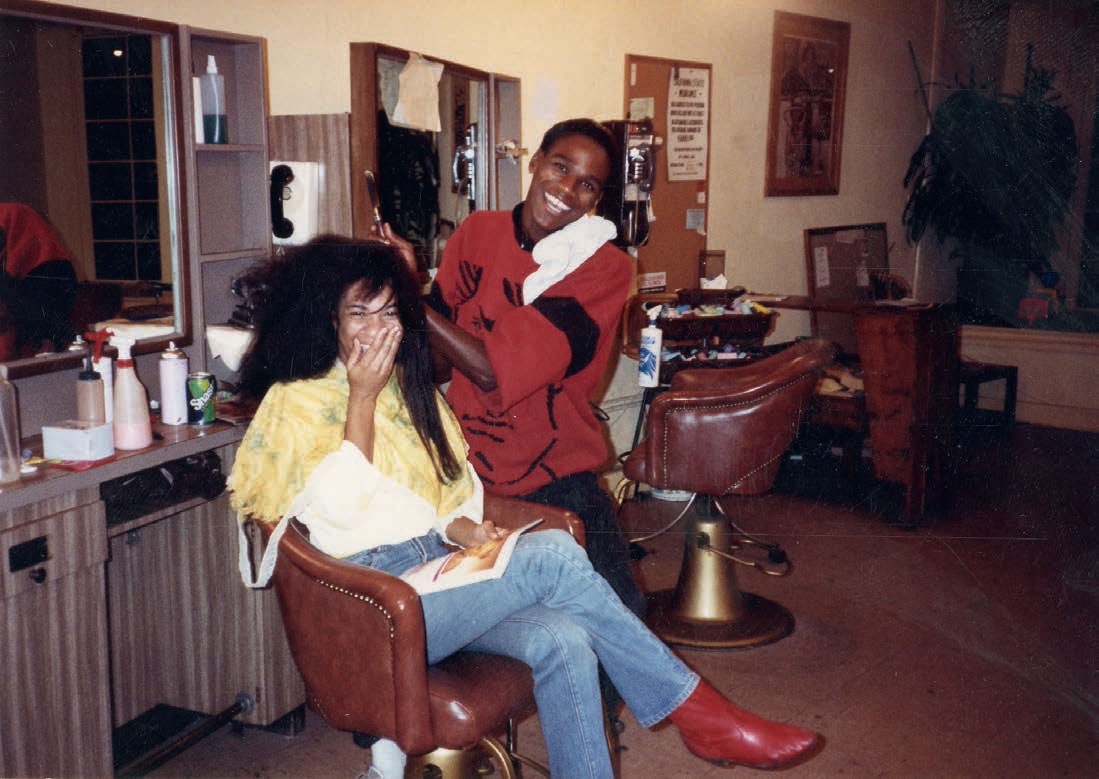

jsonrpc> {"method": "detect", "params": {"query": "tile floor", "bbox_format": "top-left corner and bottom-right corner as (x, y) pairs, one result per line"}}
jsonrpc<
(150, 423), (1097, 778)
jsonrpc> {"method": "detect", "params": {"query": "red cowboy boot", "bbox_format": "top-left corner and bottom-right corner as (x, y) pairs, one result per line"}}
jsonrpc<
(668, 680), (820, 768)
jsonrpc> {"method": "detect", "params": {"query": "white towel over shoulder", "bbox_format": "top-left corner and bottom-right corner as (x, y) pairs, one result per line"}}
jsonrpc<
(523, 214), (618, 304)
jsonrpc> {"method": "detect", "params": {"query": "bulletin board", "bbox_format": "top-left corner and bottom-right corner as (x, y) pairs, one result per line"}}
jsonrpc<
(803, 222), (888, 356)
(623, 54), (712, 293)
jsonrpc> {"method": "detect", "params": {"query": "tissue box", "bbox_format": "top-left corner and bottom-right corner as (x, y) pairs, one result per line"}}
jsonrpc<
(42, 420), (114, 461)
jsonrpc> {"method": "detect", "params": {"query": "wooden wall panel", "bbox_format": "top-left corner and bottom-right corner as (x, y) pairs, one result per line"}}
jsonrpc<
(0, 486), (99, 529)
(268, 113), (353, 237)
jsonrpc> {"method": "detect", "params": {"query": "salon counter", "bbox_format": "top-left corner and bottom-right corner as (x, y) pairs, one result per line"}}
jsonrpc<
(0, 421), (305, 777)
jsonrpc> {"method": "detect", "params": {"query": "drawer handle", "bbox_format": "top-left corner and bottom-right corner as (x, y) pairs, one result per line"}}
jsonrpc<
(29, 567), (47, 584)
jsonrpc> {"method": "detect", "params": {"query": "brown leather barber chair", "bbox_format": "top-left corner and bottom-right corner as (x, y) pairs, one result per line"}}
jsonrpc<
(260, 495), (584, 778)
(622, 339), (834, 650)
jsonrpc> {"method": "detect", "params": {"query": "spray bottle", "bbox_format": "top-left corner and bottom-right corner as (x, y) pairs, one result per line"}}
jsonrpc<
(110, 335), (152, 450)
(86, 330), (113, 424)
(638, 304), (663, 388)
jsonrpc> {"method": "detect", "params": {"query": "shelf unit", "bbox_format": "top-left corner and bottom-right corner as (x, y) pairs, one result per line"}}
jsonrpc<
(179, 27), (269, 384)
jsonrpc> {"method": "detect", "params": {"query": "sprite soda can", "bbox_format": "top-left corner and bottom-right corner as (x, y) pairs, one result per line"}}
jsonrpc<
(187, 372), (217, 425)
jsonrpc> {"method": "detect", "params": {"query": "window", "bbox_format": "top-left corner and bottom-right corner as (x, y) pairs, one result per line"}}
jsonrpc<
(82, 33), (162, 281)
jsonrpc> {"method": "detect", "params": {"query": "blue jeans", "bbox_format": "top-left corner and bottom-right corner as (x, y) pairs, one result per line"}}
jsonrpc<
(518, 471), (647, 618)
(345, 529), (698, 778)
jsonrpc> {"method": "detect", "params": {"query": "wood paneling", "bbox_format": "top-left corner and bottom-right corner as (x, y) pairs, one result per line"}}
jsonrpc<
(0, 486), (99, 528)
(268, 113), (353, 237)
(107, 443), (304, 727)
(0, 501), (112, 778)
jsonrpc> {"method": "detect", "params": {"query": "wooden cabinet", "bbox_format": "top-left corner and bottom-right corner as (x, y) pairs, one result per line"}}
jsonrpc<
(854, 305), (959, 523)
(0, 494), (112, 778)
(107, 442), (302, 729)
(0, 427), (304, 776)
(770, 296), (960, 524)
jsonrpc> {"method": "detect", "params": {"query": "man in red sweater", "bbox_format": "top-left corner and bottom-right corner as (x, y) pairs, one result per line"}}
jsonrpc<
(383, 119), (644, 618)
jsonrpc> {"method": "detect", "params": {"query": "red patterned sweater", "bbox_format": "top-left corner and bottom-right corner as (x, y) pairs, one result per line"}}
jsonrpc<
(432, 210), (632, 496)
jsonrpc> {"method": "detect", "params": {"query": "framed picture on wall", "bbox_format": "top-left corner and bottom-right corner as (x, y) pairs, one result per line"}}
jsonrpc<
(764, 11), (850, 197)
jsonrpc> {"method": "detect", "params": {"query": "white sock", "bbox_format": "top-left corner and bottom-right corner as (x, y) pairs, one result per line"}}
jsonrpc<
(370, 738), (406, 778)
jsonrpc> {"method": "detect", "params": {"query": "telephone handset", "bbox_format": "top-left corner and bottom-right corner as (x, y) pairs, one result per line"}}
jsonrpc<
(624, 133), (656, 247)
(626, 139), (655, 195)
(270, 164), (295, 240)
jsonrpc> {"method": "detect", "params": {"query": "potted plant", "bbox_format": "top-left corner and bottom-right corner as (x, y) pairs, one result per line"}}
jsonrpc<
(902, 45), (1078, 326)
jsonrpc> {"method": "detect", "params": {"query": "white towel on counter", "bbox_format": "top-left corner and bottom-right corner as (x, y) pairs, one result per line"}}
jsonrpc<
(205, 325), (254, 372)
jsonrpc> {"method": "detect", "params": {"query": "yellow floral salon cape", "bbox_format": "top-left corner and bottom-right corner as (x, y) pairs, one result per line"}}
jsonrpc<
(230, 361), (481, 588)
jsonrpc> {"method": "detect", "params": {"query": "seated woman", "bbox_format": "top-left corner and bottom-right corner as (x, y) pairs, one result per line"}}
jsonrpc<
(228, 236), (820, 778)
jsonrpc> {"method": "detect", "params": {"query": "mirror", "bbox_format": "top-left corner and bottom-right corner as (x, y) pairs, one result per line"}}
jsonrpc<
(350, 43), (523, 270)
(0, 1), (187, 379)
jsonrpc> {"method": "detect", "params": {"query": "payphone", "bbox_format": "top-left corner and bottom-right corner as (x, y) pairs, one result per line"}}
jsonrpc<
(600, 119), (660, 249)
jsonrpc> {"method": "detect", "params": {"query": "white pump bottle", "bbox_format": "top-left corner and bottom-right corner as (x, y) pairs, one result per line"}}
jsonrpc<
(110, 335), (153, 450)
(638, 304), (663, 388)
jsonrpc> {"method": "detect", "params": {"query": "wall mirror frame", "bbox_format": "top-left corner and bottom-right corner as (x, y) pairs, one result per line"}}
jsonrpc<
(0, 0), (191, 380)
(349, 42), (522, 271)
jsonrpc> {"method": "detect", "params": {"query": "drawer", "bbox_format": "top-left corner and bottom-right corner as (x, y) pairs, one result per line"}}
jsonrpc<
(0, 502), (107, 601)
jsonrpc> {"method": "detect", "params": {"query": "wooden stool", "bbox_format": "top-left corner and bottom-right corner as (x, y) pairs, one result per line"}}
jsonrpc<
(958, 360), (1018, 426)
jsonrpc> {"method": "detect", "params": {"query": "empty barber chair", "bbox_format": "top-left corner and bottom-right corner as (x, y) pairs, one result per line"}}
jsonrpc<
(622, 339), (834, 649)
(260, 495), (584, 778)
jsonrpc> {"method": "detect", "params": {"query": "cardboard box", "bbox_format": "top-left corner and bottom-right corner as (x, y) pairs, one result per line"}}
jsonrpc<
(42, 420), (114, 461)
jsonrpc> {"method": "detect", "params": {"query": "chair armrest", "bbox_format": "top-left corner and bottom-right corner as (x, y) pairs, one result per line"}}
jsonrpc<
(669, 338), (834, 397)
(484, 494), (586, 547)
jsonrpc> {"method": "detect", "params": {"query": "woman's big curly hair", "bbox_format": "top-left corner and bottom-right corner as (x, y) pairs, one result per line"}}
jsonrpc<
(237, 236), (461, 479)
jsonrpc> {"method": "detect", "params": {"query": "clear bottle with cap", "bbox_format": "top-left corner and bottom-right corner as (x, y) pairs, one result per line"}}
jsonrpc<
(110, 335), (153, 450)
(85, 330), (113, 424)
(76, 355), (106, 425)
(200, 54), (227, 143)
(0, 372), (21, 483)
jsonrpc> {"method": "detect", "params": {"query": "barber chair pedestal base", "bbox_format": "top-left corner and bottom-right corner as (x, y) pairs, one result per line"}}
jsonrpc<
(404, 739), (518, 779)
(402, 716), (613, 778)
(645, 499), (794, 650)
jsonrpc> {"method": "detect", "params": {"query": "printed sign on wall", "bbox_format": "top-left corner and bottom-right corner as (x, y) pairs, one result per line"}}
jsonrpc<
(666, 67), (710, 181)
